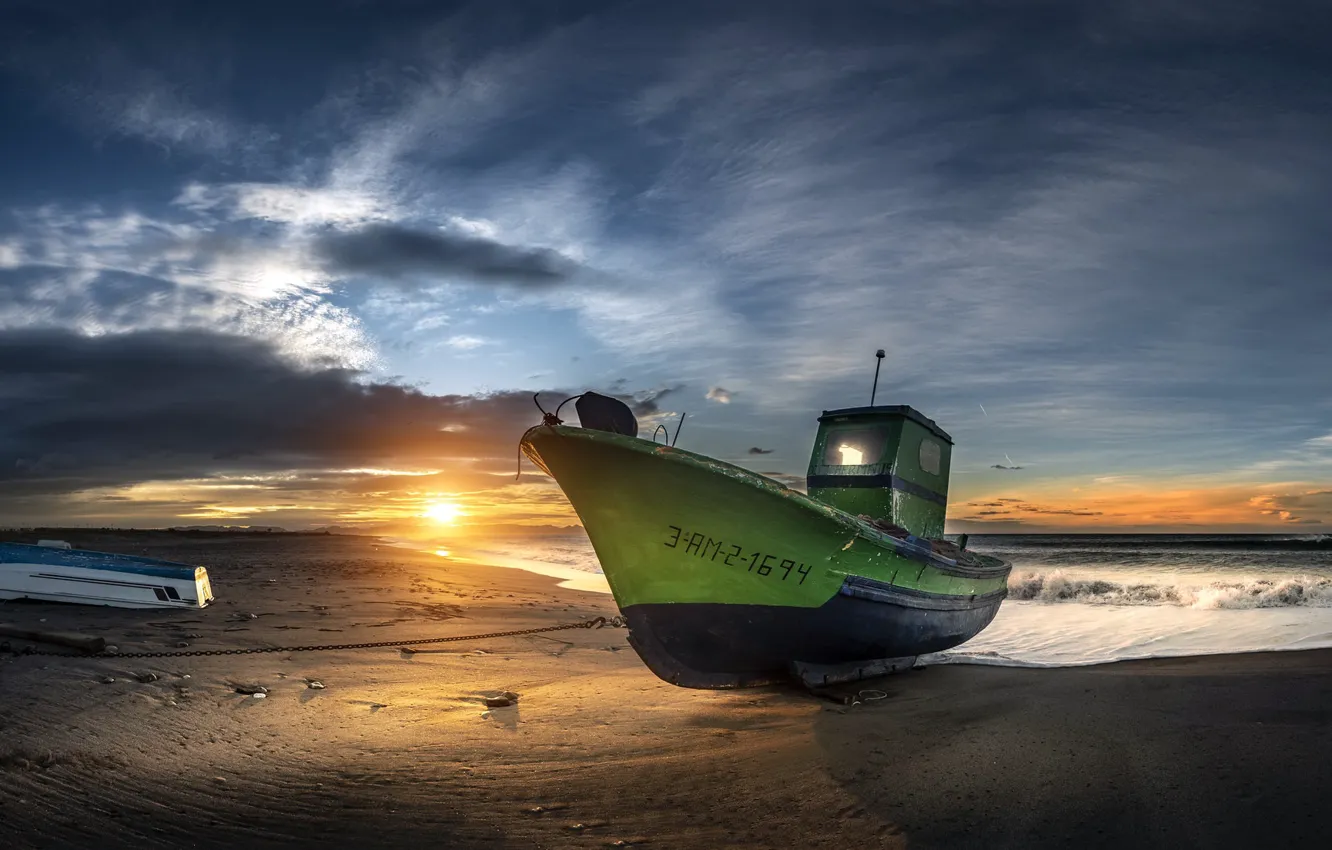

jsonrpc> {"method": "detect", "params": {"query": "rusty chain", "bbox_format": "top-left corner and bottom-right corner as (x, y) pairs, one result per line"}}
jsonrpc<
(4, 615), (628, 659)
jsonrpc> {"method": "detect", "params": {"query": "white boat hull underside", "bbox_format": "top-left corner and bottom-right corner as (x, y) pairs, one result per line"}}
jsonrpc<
(0, 548), (211, 610)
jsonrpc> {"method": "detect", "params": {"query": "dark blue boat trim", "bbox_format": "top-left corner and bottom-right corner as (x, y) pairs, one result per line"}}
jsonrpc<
(0, 543), (199, 580)
(2, 589), (197, 606)
(806, 473), (947, 506)
(839, 575), (1009, 610)
(30, 572), (196, 604)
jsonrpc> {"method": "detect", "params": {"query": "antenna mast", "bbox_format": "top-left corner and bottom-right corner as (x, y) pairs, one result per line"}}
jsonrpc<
(869, 349), (886, 406)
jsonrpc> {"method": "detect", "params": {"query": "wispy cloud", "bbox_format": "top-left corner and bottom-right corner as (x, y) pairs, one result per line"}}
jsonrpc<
(174, 183), (394, 228)
(5, 16), (273, 158)
(0, 203), (374, 367)
(446, 335), (488, 350)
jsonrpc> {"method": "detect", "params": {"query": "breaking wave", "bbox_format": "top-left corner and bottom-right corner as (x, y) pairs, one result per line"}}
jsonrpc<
(1009, 570), (1332, 609)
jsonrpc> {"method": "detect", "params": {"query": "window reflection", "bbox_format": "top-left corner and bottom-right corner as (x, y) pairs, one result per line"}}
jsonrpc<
(837, 444), (864, 465)
(822, 427), (888, 467)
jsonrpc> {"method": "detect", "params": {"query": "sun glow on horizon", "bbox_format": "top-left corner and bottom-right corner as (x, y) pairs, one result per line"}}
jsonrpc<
(422, 501), (464, 525)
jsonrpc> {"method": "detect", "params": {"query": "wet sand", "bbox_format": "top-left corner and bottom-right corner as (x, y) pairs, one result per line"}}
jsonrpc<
(2, 531), (1330, 849)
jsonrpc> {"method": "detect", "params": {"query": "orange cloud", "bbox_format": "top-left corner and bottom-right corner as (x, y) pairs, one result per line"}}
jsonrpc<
(950, 479), (1332, 532)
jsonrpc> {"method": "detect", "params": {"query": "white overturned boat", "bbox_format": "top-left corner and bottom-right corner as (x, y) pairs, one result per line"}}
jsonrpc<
(0, 541), (214, 609)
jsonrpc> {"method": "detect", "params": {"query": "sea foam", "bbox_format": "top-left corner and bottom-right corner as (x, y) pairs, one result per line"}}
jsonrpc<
(1007, 570), (1332, 609)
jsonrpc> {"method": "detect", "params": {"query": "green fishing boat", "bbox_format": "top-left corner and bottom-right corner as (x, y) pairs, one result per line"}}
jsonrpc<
(520, 360), (1010, 689)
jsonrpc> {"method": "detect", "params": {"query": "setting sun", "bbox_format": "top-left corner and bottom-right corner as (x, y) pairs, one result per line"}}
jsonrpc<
(422, 501), (463, 525)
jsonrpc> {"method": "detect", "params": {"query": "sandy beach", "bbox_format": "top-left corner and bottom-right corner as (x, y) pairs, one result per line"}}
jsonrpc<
(2, 532), (1331, 849)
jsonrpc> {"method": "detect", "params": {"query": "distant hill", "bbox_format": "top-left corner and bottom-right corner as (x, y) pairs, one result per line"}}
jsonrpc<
(307, 521), (585, 538)
(306, 525), (372, 535)
(168, 525), (288, 533)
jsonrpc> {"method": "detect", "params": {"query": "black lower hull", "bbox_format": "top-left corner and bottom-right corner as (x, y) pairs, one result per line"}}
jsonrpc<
(623, 592), (1004, 689)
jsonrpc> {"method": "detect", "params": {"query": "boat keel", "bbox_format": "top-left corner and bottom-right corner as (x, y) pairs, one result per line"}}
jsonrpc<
(789, 656), (919, 689)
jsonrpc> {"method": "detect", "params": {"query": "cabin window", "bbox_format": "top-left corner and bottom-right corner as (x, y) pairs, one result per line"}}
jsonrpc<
(822, 427), (889, 468)
(919, 439), (941, 475)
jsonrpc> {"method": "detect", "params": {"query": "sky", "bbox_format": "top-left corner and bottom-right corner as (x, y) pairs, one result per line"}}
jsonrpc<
(1, 0), (1330, 535)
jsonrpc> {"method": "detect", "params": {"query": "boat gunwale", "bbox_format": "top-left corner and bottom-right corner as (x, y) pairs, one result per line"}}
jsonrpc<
(839, 574), (1009, 610)
(521, 424), (1012, 578)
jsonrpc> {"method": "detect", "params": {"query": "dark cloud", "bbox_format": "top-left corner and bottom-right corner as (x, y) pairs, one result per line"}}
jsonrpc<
(991, 464), (1024, 470)
(0, 328), (579, 500)
(620, 385), (682, 417)
(313, 223), (579, 286)
(0, 328), (685, 523)
(748, 446), (773, 454)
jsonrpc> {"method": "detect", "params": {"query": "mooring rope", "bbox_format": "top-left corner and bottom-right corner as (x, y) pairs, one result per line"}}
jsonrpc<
(4, 616), (628, 659)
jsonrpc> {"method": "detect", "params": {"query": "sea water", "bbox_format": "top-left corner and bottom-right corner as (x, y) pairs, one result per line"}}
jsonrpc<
(436, 532), (1332, 668)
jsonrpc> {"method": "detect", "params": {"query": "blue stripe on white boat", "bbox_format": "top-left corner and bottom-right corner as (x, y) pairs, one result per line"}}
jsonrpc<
(0, 543), (200, 580)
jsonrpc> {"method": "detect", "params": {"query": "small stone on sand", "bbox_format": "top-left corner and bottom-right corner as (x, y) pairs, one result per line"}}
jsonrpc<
(234, 684), (268, 695)
(484, 690), (519, 708)
(100, 676), (116, 684)
(524, 804), (562, 815)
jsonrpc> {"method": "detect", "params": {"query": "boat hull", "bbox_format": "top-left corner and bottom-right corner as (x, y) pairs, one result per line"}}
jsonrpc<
(0, 544), (214, 609)
(624, 591), (1004, 689)
(521, 425), (1010, 688)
